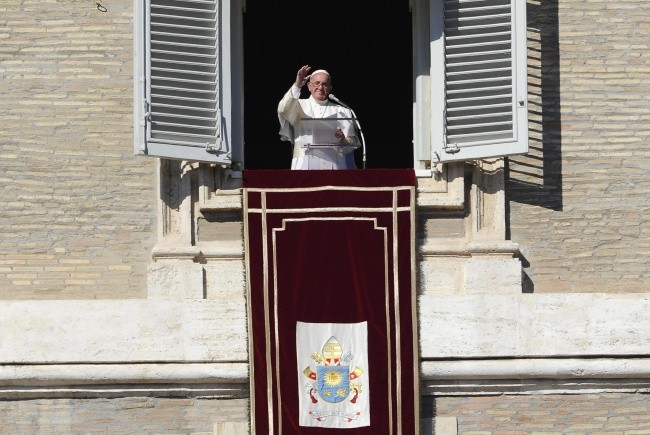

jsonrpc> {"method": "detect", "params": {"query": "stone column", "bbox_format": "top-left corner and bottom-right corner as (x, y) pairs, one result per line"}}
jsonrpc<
(465, 159), (521, 294)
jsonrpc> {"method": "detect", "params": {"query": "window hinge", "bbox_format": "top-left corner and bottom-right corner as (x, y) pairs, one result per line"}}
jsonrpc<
(206, 110), (223, 154)
(444, 143), (460, 154)
(141, 100), (150, 126)
(205, 139), (224, 153)
(441, 108), (460, 154)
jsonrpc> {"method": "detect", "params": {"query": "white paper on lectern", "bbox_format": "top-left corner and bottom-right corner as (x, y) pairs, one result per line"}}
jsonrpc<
(307, 119), (344, 145)
(298, 118), (350, 145)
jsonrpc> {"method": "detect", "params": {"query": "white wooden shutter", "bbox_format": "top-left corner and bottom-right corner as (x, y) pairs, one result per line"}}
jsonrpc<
(431, 0), (528, 162)
(134, 0), (243, 166)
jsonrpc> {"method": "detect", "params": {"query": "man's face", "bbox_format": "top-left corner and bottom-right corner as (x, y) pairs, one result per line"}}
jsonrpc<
(307, 73), (332, 101)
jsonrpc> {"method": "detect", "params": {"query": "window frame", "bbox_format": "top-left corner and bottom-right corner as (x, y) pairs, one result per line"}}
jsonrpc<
(135, 0), (526, 171)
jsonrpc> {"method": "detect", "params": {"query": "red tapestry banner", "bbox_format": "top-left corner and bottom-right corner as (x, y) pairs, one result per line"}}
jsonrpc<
(244, 169), (419, 434)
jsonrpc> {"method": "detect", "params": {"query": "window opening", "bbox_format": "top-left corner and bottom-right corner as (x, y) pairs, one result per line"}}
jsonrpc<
(243, 0), (413, 170)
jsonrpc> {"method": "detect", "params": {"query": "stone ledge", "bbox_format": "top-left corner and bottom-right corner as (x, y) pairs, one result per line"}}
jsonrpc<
(4, 359), (648, 387)
(2, 359), (649, 399)
(419, 240), (520, 257)
(421, 358), (650, 380)
(1, 294), (648, 363)
(0, 299), (248, 363)
(421, 378), (650, 396)
(151, 245), (243, 260)
(418, 293), (650, 358)
(0, 363), (248, 386)
(0, 385), (247, 400)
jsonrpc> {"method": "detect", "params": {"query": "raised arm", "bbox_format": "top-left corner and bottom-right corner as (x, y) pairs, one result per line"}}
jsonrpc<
(278, 65), (313, 126)
(278, 66), (313, 141)
(294, 65), (312, 88)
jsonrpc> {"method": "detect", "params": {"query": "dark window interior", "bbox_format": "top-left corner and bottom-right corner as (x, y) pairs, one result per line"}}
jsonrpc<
(243, 0), (413, 169)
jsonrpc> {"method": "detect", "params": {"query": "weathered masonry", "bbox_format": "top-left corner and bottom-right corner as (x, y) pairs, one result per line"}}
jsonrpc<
(0, 0), (649, 433)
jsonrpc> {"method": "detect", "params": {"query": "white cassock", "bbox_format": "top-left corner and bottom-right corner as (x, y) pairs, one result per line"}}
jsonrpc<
(278, 86), (360, 170)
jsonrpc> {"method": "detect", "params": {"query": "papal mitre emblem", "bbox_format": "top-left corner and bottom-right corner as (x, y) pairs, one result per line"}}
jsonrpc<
(321, 336), (343, 365)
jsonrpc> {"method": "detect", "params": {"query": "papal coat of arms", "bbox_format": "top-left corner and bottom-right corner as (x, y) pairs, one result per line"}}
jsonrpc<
(296, 322), (370, 428)
(302, 336), (364, 420)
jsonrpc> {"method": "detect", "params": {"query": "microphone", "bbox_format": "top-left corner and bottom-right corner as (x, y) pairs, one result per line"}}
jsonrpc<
(328, 94), (367, 169)
(328, 94), (349, 108)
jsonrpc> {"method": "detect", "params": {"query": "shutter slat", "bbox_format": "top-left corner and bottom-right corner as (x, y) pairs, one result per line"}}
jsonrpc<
(151, 10), (215, 19)
(445, 13), (511, 25)
(154, 102), (216, 112)
(152, 85), (216, 94)
(446, 31), (510, 42)
(151, 49), (215, 58)
(151, 77), (217, 86)
(151, 31), (216, 41)
(448, 129), (512, 141)
(446, 57), (510, 69)
(152, 22), (216, 32)
(446, 48), (511, 60)
(446, 76), (511, 87)
(448, 103), (512, 113)
(151, 94), (215, 104)
(149, 112), (216, 122)
(445, 0), (502, 4)
(447, 94), (512, 105)
(447, 66), (510, 77)
(153, 0), (216, 7)
(152, 19), (216, 27)
(446, 5), (509, 14)
(154, 120), (216, 130)
(446, 23), (510, 34)
(448, 123), (512, 134)
(447, 38), (510, 48)
(149, 138), (216, 147)
(152, 92), (217, 101)
(150, 58), (215, 68)
(447, 84), (511, 95)
(152, 67), (216, 77)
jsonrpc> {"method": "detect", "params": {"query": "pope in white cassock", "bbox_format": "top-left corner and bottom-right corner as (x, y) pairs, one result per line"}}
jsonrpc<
(278, 65), (360, 170)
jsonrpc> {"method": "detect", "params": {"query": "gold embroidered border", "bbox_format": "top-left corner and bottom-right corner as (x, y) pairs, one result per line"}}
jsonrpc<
(246, 184), (417, 434)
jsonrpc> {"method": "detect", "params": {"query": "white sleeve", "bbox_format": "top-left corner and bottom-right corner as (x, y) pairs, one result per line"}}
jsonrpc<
(277, 88), (303, 142)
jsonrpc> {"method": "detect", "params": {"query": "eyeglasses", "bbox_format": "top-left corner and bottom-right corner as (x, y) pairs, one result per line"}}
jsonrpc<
(309, 81), (331, 89)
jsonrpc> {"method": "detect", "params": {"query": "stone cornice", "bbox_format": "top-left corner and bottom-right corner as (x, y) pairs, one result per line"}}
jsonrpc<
(2, 358), (649, 399)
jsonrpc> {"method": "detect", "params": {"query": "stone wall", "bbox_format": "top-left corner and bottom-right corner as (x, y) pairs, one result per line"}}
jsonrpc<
(4, 0), (648, 298)
(508, 0), (650, 293)
(0, 1), (156, 299)
(0, 397), (248, 434)
(429, 393), (650, 433)
(1, 394), (647, 433)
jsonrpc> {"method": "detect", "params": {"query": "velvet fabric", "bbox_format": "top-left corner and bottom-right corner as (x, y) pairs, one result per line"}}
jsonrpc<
(244, 169), (418, 434)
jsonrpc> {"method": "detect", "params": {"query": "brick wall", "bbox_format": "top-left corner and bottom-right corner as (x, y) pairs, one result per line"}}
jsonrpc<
(508, 0), (650, 292)
(3, 0), (649, 298)
(0, 397), (248, 434)
(429, 393), (650, 433)
(0, 1), (156, 299)
(1, 394), (647, 433)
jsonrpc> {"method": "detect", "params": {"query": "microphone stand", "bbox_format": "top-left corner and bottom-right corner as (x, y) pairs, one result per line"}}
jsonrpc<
(329, 94), (366, 169)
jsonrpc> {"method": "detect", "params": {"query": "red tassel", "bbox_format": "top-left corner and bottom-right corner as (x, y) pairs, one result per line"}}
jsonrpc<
(309, 388), (318, 403)
(346, 412), (360, 422)
(350, 388), (358, 404)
